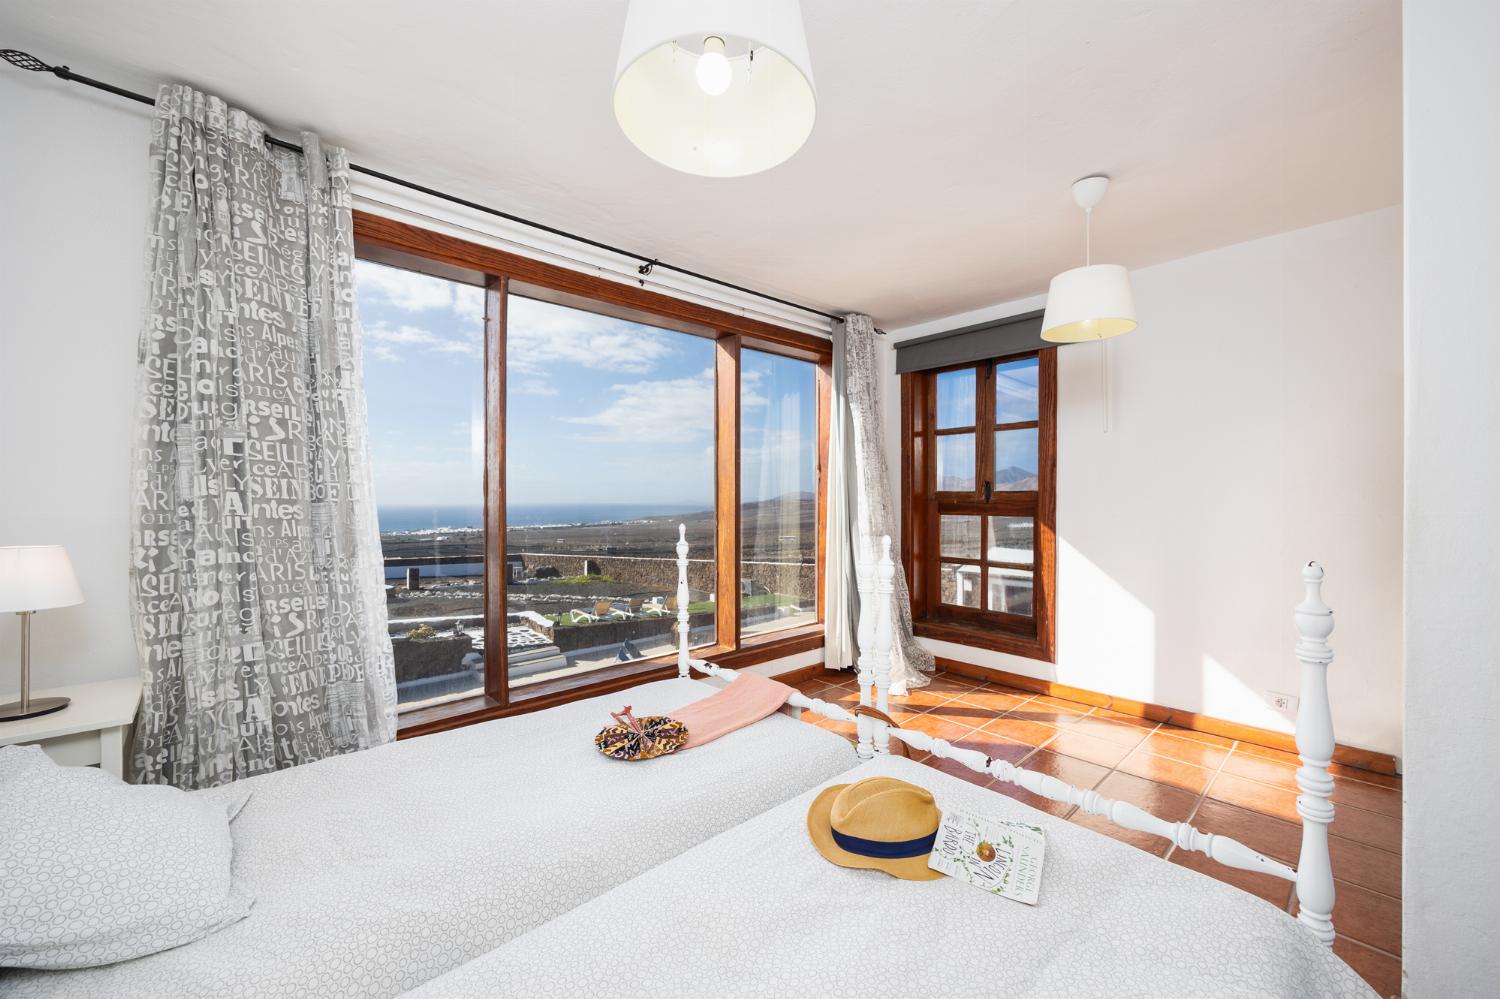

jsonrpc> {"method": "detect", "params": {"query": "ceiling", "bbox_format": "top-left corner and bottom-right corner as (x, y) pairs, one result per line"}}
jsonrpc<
(0, 0), (1401, 329)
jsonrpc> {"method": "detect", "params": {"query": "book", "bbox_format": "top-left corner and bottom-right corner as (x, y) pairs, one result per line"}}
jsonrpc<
(926, 807), (1047, 905)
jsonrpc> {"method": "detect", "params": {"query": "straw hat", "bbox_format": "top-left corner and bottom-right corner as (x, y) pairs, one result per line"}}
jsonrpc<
(806, 776), (945, 880)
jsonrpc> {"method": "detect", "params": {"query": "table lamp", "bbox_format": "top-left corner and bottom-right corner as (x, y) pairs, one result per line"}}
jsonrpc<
(0, 545), (84, 721)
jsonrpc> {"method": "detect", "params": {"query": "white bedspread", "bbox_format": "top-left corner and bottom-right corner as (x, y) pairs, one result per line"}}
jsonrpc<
(3, 678), (854, 999)
(407, 755), (1376, 999)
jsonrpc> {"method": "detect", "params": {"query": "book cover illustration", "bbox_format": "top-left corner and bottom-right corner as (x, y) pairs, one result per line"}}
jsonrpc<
(927, 807), (1046, 905)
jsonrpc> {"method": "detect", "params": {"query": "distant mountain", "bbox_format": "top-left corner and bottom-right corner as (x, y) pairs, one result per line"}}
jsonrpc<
(995, 466), (1038, 490)
(936, 468), (1037, 492)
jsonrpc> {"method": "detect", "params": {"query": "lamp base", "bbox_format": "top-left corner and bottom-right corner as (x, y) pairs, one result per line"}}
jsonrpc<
(0, 696), (70, 722)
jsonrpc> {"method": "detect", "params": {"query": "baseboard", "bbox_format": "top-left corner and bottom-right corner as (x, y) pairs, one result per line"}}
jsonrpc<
(932, 657), (1398, 777)
(771, 662), (833, 685)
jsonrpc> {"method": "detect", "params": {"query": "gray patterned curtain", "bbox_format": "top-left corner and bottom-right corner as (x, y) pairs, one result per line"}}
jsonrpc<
(824, 314), (933, 692)
(129, 85), (396, 789)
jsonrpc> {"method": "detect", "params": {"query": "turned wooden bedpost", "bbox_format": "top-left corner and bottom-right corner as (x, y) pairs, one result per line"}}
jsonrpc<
(676, 524), (691, 679)
(871, 536), (895, 755)
(1293, 561), (1337, 946)
(853, 535), (877, 759)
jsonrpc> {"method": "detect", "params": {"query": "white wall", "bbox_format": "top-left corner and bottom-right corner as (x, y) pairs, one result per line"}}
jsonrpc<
(882, 206), (1403, 756)
(0, 73), (153, 691)
(1403, 1), (1500, 994)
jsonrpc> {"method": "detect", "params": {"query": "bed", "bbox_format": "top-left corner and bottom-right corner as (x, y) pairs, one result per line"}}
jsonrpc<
(2, 673), (855, 999)
(404, 753), (1373, 998)
(408, 536), (1373, 998)
(7, 532), (1370, 998)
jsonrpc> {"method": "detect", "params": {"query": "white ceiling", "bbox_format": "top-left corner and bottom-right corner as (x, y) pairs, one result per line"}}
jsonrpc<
(0, 0), (1400, 328)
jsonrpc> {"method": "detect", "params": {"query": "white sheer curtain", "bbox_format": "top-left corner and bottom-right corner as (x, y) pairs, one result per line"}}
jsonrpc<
(824, 314), (933, 693)
(128, 85), (396, 789)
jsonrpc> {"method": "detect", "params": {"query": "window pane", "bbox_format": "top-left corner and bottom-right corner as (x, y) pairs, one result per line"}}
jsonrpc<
(740, 350), (818, 639)
(356, 260), (487, 713)
(940, 563), (982, 608)
(987, 517), (1034, 564)
(995, 357), (1040, 424)
(935, 368), (976, 428)
(987, 567), (1035, 616)
(993, 428), (1038, 490)
(940, 515), (981, 559)
(936, 433), (976, 491)
(504, 294), (716, 691)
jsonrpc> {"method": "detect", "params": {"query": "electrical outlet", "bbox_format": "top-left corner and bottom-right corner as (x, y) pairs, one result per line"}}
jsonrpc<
(1269, 691), (1299, 715)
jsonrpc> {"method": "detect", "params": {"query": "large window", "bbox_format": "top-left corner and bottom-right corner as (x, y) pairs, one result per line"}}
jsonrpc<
(903, 349), (1056, 660)
(356, 259), (488, 711)
(740, 349), (819, 638)
(504, 292), (716, 690)
(353, 214), (829, 728)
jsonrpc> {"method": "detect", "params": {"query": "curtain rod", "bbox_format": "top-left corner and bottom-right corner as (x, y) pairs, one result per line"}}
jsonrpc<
(1, 47), (846, 326)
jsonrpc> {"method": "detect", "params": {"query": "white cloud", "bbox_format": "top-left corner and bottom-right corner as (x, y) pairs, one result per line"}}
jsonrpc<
(507, 296), (676, 375)
(563, 368), (714, 443)
(515, 378), (559, 396)
(740, 367), (768, 410)
(365, 323), (444, 346)
(362, 322), (480, 360)
(453, 284), (486, 324)
(355, 259), (461, 313)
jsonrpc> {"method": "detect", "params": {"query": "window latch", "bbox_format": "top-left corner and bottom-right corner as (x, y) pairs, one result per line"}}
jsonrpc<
(983, 480), (993, 502)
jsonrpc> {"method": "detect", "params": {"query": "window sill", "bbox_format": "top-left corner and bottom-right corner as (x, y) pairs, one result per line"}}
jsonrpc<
(396, 625), (825, 740)
(914, 617), (1054, 664)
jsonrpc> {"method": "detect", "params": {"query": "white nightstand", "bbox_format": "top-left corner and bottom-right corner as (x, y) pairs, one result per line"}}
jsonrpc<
(0, 677), (142, 777)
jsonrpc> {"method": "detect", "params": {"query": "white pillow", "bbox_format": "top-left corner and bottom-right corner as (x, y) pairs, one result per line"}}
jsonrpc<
(0, 744), (253, 969)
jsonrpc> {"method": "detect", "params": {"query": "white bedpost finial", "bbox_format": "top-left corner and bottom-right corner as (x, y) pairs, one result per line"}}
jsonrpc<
(853, 534), (876, 760)
(1293, 560), (1337, 946)
(871, 536), (895, 756)
(676, 524), (691, 679)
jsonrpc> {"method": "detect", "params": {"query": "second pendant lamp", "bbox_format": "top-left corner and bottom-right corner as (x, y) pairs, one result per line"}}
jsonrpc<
(1041, 176), (1137, 431)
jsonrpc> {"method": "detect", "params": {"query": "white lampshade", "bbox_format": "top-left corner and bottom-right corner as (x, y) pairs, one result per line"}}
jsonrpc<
(1040, 264), (1138, 343)
(613, 0), (816, 178)
(0, 546), (84, 613)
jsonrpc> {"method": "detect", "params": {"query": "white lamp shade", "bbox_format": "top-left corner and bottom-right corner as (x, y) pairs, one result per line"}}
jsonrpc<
(614, 0), (816, 178)
(1040, 264), (1138, 343)
(0, 546), (84, 613)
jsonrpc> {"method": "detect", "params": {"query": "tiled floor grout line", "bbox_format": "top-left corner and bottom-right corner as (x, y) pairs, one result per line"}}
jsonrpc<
(1337, 934), (1402, 961)
(1069, 716), (1161, 824)
(1164, 738), (1238, 866)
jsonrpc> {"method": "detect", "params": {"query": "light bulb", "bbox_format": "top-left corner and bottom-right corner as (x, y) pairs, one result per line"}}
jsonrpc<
(695, 36), (731, 95)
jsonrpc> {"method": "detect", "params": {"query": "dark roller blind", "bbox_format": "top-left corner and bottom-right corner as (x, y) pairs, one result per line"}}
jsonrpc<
(894, 309), (1046, 374)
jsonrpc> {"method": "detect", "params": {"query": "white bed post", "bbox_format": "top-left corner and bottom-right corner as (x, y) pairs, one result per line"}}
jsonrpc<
(853, 535), (877, 759)
(676, 524), (691, 680)
(871, 536), (895, 756)
(1292, 561), (1337, 946)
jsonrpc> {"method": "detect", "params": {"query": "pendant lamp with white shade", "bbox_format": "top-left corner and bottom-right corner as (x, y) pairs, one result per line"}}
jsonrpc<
(1041, 176), (1137, 342)
(1041, 175), (1137, 431)
(613, 0), (816, 178)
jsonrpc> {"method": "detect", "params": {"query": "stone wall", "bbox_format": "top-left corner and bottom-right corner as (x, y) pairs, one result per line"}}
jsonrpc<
(513, 552), (814, 599)
(541, 609), (717, 654)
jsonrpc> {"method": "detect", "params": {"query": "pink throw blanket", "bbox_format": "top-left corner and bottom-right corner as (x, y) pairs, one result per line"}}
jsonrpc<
(672, 673), (795, 749)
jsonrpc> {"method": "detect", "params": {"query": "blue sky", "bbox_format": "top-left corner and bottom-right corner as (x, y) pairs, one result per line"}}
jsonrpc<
(355, 260), (815, 510)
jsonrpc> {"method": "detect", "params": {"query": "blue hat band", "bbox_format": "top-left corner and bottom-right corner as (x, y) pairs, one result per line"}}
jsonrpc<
(831, 827), (937, 860)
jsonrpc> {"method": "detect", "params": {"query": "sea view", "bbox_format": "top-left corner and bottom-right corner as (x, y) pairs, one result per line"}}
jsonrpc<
(377, 502), (713, 534)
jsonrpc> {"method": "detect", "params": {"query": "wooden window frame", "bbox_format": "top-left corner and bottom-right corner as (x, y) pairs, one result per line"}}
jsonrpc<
(350, 212), (831, 738)
(901, 348), (1057, 662)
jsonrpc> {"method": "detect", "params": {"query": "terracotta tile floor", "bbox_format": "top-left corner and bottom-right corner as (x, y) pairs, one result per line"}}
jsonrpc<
(792, 669), (1403, 998)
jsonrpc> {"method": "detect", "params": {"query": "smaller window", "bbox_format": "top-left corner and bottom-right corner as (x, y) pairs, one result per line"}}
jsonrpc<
(902, 349), (1055, 661)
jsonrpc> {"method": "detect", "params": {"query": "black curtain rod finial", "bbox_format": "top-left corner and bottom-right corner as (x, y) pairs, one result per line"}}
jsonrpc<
(1, 46), (842, 325)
